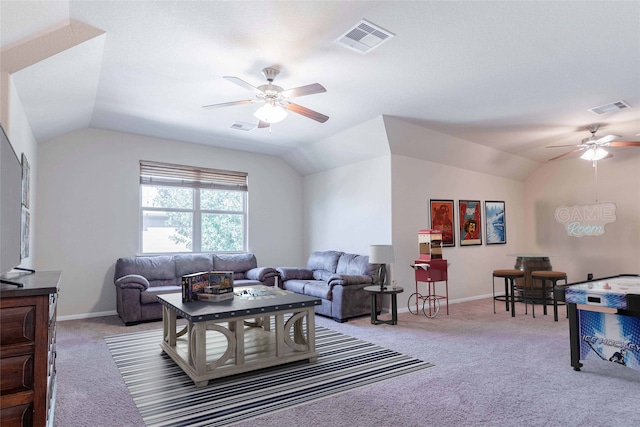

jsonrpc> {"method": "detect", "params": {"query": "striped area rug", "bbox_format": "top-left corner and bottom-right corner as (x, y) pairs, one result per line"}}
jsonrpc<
(106, 326), (434, 427)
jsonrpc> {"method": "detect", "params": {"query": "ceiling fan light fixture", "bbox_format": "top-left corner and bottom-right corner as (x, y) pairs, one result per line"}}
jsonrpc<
(580, 147), (608, 161)
(253, 103), (287, 124)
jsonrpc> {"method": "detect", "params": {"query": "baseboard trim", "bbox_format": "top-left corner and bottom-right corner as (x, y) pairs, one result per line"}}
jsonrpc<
(61, 294), (496, 320)
(57, 310), (118, 322)
(396, 293), (492, 314)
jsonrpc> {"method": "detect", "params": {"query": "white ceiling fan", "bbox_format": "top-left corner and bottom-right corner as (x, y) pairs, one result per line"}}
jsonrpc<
(546, 124), (640, 162)
(202, 67), (329, 129)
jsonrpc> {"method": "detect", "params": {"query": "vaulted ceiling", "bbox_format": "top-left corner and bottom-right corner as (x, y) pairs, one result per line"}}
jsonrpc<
(2, 1), (639, 171)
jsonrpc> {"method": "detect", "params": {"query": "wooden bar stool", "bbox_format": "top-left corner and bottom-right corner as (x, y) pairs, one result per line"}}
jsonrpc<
(493, 269), (525, 317)
(530, 270), (567, 321)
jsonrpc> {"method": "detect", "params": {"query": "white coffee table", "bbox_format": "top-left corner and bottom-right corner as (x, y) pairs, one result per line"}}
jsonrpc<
(158, 286), (321, 387)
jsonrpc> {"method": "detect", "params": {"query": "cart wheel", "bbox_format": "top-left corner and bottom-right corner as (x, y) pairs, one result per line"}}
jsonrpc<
(408, 293), (423, 315)
(423, 295), (440, 318)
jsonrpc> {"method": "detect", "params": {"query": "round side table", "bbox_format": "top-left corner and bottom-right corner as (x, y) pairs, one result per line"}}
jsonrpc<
(363, 285), (404, 325)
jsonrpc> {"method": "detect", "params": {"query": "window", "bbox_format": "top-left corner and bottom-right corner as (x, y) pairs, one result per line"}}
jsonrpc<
(139, 161), (248, 254)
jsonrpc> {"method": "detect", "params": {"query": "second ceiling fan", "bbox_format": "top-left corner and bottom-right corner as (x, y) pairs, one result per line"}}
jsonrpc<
(546, 124), (640, 162)
(202, 67), (329, 129)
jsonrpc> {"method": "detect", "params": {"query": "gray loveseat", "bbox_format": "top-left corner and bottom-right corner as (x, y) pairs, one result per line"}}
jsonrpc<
(277, 250), (381, 322)
(114, 253), (278, 325)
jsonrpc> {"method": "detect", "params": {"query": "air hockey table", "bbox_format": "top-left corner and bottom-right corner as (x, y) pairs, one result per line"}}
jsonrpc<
(556, 274), (640, 372)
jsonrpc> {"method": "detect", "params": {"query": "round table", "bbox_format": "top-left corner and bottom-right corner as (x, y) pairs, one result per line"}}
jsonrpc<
(363, 285), (404, 325)
(507, 253), (554, 301)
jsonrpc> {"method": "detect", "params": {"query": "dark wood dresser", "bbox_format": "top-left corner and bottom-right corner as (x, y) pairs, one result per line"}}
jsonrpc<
(0, 271), (60, 427)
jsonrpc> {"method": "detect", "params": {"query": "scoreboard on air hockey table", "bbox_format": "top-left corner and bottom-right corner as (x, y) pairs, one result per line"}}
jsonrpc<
(562, 275), (640, 372)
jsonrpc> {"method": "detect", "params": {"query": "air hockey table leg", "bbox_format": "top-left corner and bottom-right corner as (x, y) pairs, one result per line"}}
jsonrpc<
(568, 302), (583, 371)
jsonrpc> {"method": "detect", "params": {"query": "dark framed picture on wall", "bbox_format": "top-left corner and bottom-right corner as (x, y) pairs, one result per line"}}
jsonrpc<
(485, 201), (506, 245)
(429, 199), (455, 247)
(459, 200), (482, 246)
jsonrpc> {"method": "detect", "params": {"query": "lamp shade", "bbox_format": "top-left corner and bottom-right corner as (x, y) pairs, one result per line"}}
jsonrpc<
(253, 103), (288, 123)
(369, 244), (395, 264)
(580, 147), (608, 161)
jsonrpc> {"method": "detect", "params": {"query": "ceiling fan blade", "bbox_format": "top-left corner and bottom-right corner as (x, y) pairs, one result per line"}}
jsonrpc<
(595, 134), (619, 144)
(608, 141), (640, 147)
(546, 144), (585, 148)
(548, 148), (585, 161)
(202, 99), (255, 109)
(223, 76), (264, 95)
(283, 103), (329, 123)
(281, 83), (327, 99)
(257, 120), (270, 129)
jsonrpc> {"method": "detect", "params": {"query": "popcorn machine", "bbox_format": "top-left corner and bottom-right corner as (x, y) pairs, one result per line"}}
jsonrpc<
(410, 229), (449, 318)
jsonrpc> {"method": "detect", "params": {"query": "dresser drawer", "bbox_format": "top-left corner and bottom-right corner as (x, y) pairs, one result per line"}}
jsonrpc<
(0, 354), (35, 395)
(0, 402), (33, 427)
(0, 306), (36, 347)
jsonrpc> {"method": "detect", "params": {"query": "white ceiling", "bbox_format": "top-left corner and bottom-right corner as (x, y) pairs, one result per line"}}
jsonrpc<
(1, 1), (639, 166)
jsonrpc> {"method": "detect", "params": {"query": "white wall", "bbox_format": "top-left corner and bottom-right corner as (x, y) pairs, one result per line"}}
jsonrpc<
(391, 155), (525, 300)
(304, 156), (392, 255)
(36, 128), (304, 317)
(523, 151), (640, 281)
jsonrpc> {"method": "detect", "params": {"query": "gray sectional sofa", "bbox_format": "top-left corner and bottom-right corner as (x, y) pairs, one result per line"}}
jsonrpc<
(277, 250), (381, 322)
(113, 253), (278, 325)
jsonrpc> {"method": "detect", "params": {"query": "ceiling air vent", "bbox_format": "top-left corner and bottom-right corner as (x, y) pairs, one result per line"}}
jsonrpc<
(334, 19), (395, 54)
(588, 100), (631, 115)
(230, 122), (256, 132)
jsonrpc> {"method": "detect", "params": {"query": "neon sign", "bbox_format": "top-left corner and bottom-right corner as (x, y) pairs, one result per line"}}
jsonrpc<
(554, 203), (616, 237)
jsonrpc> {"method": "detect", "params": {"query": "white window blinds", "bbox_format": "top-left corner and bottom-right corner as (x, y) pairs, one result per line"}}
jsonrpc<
(139, 160), (248, 192)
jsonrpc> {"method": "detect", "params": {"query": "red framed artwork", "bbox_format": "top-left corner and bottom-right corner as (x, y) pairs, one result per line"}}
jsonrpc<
(429, 199), (455, 247)
(459, 200), (482, 246)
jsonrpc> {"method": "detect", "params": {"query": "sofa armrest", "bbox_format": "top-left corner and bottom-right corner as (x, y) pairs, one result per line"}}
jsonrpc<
(277, 267), (314, 281)
(328, 274), (374, 286)
(114, 274), (150, 291)
(245, 266), (278, 282)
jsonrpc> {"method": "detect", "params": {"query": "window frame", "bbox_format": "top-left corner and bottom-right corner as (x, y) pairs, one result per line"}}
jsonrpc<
(138, 161), (248, 255)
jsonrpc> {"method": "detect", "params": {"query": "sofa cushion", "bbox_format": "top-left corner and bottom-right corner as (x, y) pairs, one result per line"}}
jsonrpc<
(336, 253), (376, 276)
(214, 253), (257, 273)
(302, 281), (332, 300)
(282, 279), (331, 299)
(277, 267), (313, 281)
(140, 286), (182, 304)
(307, 251), (343, 273)
(282, 280), (309, 295)
(234, 279), (262, 287)
(115, 256), (175, 282)
(174, 253), (213, 277)
(328, 274), (374, 286)
(313, 270), (336, 282)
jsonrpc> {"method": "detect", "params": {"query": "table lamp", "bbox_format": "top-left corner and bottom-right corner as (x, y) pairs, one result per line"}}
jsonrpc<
(369, 244), (395, 290)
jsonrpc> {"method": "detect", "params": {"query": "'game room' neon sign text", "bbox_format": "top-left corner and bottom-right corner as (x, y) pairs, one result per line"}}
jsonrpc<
(554, 203), (616, 237)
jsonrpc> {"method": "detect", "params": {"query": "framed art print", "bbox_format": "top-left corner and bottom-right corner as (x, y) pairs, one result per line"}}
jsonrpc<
(21, 207), (30, 259)
(429, 199), (455, 247)
(459, 200), (482, 246)
(485, 201), (506, 244)
(21, 153), (30, 208)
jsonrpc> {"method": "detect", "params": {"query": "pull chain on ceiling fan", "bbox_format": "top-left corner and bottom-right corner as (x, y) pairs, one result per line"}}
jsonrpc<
(202, 67), (329, 130)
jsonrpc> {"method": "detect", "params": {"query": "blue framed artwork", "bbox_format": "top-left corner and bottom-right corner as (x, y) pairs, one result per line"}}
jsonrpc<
(485, 200), (506, 245)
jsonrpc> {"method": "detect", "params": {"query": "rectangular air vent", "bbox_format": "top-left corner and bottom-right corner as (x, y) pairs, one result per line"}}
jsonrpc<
(588, 100), (631, 115)
(334, 19), (395, 54)
(230, 122), (256, 132)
